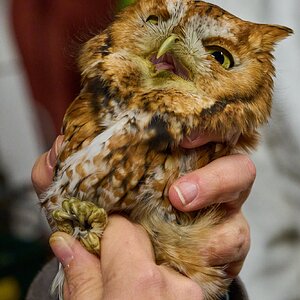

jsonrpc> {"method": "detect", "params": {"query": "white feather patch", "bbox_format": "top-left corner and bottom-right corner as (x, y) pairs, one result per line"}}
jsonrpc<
(42, 111), (152, 208)
(167, 0), (187, 24)
(184, 15), (235, 55)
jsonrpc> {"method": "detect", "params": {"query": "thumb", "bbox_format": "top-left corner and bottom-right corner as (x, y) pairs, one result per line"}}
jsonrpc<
(169, 154), (255, 212)
(49, 232), (103, 300)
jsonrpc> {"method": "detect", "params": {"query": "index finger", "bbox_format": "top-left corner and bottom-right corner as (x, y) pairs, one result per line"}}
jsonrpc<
(31, 135), (64, 196)
(180, 130), (239, 149)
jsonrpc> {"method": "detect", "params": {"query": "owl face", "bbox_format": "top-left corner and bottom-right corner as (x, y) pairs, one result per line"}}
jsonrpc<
(79, 0), (292, 143)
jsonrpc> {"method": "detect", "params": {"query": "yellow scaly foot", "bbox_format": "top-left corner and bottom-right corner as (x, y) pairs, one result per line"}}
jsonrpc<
(52, 197), (108, 255)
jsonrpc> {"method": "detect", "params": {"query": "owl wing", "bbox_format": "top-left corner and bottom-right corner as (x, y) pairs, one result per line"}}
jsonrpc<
(58, 93), (107, 163)
(43, 102), (159, 212)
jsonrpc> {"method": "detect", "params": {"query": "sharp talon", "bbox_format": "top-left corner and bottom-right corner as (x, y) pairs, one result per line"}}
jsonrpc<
(52, 197), (108, 255)
(56, 221), (74, 235)
(52, 210), (73, 222)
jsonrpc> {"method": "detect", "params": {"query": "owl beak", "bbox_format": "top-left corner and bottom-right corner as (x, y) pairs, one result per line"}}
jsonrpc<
(156, 34), (180, 59)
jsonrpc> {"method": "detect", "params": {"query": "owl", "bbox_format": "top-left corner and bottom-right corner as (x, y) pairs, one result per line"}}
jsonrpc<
(41, 0), (292, 299)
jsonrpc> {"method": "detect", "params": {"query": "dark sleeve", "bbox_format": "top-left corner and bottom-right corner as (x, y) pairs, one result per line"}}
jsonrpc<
(26, 258), (58, 300)
(26, 258), (249, 300)
(226, 278), (249, 300)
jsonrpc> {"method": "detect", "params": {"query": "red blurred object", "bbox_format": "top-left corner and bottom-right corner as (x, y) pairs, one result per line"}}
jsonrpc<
(11, 0), (116, 143)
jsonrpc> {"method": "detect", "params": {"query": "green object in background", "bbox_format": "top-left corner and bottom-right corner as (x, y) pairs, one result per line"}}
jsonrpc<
(117, 0), (136, 11)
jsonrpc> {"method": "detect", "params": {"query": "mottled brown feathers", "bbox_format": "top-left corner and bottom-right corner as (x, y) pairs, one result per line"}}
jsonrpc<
(43, 1), (292, 299)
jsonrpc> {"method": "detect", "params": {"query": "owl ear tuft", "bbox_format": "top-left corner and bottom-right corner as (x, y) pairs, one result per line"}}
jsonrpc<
(261, 24), (293, 43)
(251, 24), (293, 52)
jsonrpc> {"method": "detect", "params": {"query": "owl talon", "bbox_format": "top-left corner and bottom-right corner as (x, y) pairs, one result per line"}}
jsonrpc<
(52, 197), (108, 255)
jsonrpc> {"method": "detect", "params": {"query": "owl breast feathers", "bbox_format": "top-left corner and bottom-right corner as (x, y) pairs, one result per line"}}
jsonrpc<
(42, 1), (292, 299)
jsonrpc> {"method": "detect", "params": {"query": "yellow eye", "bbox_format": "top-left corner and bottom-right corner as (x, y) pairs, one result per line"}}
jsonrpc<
(146, 15), (159, 25)
(206, 46), (234, 69)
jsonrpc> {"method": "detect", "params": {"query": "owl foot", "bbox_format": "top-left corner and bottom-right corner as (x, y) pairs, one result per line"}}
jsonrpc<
(52, 197), (108, 255)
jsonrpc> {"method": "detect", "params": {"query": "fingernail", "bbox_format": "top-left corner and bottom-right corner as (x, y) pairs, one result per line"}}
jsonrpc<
(46, 148), (56, 169)
(54, 135), (64, 155)
(49, 232), (74, 267)
(186, 130), (200, 143)
(46, 135), (64, 169)
(174, 182), (198, 206)
(228, 131), (240, 146)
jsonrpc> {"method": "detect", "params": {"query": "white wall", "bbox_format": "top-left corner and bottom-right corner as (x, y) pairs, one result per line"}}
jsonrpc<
(0, 0), (44, 186)
(0, 0), (49, 240)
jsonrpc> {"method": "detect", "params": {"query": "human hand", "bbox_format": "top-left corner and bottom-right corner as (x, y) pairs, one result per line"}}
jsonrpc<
(32, 136), (203, 299)
(31, 132), (254, 299)
(169, 131), (254, 277)
(49, 216), (203, 300)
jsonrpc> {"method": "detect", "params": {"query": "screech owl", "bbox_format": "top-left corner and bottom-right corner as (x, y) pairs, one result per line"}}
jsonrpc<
(41, 0), (292, 299)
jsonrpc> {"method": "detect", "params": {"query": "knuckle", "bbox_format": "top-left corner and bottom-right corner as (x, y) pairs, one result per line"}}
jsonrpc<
(232, 215), (251, 257)
(240, 155), (256, 185)
(206, 213), (251, 266)
(66, 269), (97, 297)
(236, 227), (250, 254)
(241, 219), (251, 251)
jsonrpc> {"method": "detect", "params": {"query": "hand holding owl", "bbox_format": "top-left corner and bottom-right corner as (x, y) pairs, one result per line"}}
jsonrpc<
(33, 0), (291, 297)
(32, 134), (253, 299)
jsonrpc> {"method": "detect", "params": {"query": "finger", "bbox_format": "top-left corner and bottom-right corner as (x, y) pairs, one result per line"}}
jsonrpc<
(180, 130), (239, 149)
(31, 135), (64, 196)
(101, 215), (154, 274)
(204, 212), (250, 278)
(100, 215), (157, 298)
(101, 216), (204, 299)
(49, 232), (102, 300)
(169, 154), (256, 212)
(180, 132), (223, 148)
(158, 265), (204, 300)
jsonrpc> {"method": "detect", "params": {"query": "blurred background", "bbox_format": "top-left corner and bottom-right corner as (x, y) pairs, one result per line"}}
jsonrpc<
(0, 0), (120, 298)
(0, 0), (299, 299)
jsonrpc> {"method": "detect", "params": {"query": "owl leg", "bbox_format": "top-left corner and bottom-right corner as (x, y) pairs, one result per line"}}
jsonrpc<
(52, 197), (108, 255)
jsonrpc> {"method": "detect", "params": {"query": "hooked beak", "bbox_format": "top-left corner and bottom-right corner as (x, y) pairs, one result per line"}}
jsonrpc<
(156, 34), (180, 59)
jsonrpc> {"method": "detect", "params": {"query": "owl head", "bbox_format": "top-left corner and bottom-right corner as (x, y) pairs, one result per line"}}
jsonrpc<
(78, 0), (292, 150)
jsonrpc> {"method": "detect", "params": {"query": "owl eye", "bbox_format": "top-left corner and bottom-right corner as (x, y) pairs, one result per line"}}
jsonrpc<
(146, 15), (159, 25)
(206, 46), (234, 69)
